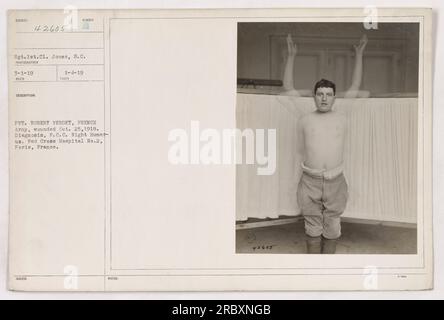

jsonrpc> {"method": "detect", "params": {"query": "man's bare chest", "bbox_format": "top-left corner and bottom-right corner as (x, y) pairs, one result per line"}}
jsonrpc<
(304, 119), (345, 140)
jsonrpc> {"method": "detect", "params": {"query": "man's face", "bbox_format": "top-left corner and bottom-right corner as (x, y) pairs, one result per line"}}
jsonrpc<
(314, 87), (335, 113)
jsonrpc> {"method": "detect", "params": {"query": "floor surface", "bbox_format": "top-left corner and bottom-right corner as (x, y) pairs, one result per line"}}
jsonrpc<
(236, 221), (417, 254)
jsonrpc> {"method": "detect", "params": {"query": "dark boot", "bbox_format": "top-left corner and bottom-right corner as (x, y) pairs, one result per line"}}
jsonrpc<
(306, 236), (322, 254)
(322, 238), (337, 254)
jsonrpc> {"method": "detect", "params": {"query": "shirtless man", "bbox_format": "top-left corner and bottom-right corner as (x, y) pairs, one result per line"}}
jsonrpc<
(297, 79), (348, 254)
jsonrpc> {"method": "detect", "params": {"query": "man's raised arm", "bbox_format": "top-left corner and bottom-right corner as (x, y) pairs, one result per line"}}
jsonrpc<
(344, 34), (370, 98)
(282, 34), (302, 97)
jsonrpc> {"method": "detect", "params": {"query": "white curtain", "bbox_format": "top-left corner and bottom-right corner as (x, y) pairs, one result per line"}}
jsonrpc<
(236, 94), (418, 224)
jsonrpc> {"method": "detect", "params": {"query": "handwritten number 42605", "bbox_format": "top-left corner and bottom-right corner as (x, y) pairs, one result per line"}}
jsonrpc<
(252, 245), (275, 251)
(34, 25), (65, 32)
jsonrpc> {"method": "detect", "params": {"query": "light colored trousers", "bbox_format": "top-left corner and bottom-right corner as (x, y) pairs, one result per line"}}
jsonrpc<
(297, 166), (349, 240)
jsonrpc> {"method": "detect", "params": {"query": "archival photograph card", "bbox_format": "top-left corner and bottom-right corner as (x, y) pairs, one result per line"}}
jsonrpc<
(7, 8), (433, 291)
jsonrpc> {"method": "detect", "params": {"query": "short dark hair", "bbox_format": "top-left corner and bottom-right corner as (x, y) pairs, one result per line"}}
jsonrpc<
(314, 79), (336, 95)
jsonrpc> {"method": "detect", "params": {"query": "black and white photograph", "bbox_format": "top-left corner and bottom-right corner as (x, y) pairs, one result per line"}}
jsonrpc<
(4, 7), (434, 293)
(236, 22), (419, 255)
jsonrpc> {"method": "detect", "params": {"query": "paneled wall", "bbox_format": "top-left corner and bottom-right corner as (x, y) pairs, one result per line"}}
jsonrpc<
(237, 23), (419, 95)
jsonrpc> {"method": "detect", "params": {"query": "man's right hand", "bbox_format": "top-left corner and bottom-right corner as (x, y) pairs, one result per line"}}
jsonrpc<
(287, 34), (298, 56)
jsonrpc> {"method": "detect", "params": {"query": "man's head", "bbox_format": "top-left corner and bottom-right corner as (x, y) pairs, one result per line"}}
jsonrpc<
(313, 79), (336, 113)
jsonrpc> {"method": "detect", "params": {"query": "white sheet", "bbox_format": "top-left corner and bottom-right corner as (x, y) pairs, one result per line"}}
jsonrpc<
(236, 94), (418, 224)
